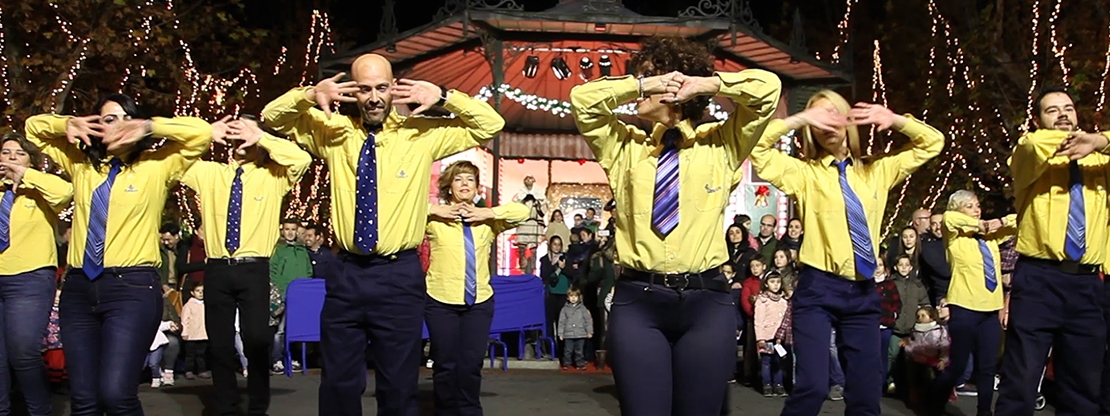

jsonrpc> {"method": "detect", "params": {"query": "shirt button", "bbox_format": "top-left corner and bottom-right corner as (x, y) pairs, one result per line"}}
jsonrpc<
(668, 254), (676, 260)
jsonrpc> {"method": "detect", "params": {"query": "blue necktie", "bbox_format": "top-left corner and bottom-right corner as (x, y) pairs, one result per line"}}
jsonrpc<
(463, 223), (477, 305)
(834, 159), (877, 279)
(83, 158), (122, 280)
(0, 189), (14, 252)
(1064, 161), (1086, 261)
(225, 166), (244, 254)
(651, 128), (681, 236)
(978, 237), (997, 292)
(354, 133), (378, 253)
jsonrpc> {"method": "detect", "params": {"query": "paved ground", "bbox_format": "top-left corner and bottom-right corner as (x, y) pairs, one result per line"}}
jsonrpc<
(35, 369), (1055, 415)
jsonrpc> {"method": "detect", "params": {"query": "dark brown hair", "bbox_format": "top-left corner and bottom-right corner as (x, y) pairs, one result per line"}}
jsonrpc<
(627, 37), (715, 121)
(437, 161), (480, 201)
(0, 132), (44, 168)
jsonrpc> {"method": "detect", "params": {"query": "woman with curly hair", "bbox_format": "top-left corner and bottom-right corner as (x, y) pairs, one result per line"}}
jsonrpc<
(570, 36), (781, 415)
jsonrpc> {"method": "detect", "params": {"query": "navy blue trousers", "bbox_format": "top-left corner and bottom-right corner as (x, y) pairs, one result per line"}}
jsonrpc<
(0, 268), (56, 416)
(781, 267), (881, 416)
(424, 297), (494, 416)
(609, 279), (735, 416)
(61, 267), (163, 416)
(934, 305), (1000, 414)
(1100, 278), (1110, 416)
(996, 257), (1105, 416)
(319, 251), (424, 416)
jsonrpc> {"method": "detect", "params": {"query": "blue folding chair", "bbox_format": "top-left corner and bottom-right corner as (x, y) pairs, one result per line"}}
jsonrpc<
(488, 334), (508, 371)
(283, 278), (325, 377)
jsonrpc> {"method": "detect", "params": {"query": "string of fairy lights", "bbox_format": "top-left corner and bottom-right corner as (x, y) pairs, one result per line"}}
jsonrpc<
(0, 5), (11, 126)
(1098, 21), (1110, 121)
(830, 0), (857, 64)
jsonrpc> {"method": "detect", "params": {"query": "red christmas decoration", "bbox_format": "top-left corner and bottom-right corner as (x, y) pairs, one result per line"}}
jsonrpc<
(517, 158), (525, 164)
(577, 159), (586, 165)
(755, 185), (771, 207)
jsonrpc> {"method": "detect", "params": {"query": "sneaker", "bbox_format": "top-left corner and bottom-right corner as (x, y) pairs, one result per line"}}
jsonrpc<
(774, 384), (787, 397)
(151, 378), (163, 388)
(242, 370), (249, 377)
(271, 361), (284, 375)
(827, 384), (844, 401)
(291, 360), (302, 371)
(561, 365), (569, 370)
(198, 371), (211, 379)
(576, 365), (587, 371)
(955, 384), (978, 397)
(887, 381), (896, 394)
(184, 372), (196, 380)
(162, 371), (175, 386)
(763, 384), (774, 398)
(425, 359), (433, 369)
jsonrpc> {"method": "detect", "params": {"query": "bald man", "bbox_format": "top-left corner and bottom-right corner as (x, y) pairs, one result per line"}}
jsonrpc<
(263, 54), (505, 416)
(756, 214), (778, 262)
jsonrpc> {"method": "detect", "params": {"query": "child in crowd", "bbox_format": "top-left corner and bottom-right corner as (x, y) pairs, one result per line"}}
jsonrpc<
(771, 248), (796, 289)
(181, 283), (210, 379)
(901, 306), (950, 369)
(755, 272), (789, 397)
(889, 254), (930, 393)
(874, 254), (902, 394)
(740, 256), (767, 386)
(558, 287), (593, 370)
(42, 288), (65, 391)
(774, 277), (797, 394)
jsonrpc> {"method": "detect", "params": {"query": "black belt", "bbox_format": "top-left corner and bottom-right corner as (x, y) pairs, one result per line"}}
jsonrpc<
(621, 267), (728, 292)
(1019, 255), (1100, 275)
(207, 257), (267, 266)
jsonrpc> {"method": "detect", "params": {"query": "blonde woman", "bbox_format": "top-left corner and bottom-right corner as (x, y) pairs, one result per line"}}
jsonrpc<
(750, 90), (943, 416)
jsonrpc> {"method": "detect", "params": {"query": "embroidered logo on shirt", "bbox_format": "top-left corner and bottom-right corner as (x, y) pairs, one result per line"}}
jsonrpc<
(254, 196), (264, 202)
(125, 185), (138, 193)
(705, 184), (722, 193)
(397, 170), (408, 179)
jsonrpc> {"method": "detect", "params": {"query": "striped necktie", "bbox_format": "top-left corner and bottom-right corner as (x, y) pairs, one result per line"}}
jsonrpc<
(354, 132), (379, 253)
(83, 158), (123, 280)
(0, 189), (14, 252)
(834, 159), (877, 279)
(1064, 161), (1086, 261)
(651, 128), (682, 236)
(463, 222), (477, 305)
(225, 166), (244, 254)
(977, 237), (997, 292)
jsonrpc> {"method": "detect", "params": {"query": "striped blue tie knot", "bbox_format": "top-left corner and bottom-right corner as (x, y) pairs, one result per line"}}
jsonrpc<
(651, 128), (682, 237)
(833, 159), (877, 279)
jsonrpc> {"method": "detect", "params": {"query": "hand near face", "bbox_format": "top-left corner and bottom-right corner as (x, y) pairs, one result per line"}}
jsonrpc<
(209, 115), (237, 146)
(229, 118), (264, 151)
(0, 162), (28, 186)
(66, 115), (104, 147)
(663, 73), (720, 104)
(101, 119), (151, 153)
(310, 72), (360, 119)
(391, 79), (443, 115)
(848, 103), (903, 131)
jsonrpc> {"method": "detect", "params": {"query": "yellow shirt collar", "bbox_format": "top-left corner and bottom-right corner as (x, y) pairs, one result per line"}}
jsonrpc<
(649, 119), (698, 147)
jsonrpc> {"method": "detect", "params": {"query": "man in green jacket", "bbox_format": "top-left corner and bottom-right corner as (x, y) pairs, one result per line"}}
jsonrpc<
(270, 217), (313, 295)
(270, 217), (312, 373)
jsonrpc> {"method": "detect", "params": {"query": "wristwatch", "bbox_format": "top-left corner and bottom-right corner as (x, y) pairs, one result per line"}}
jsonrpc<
(436, 86), (449, 107)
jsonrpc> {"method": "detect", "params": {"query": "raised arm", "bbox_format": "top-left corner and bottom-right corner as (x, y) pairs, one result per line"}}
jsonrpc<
(261, 86), (351, 157)
(404, 87), (506, 160)
(489, 202), (530, 234)
(868, 114), (945, 190)
(943, 211), (982, 237)
(257, 133), (312, 187)
(142, 117), (213, 184)
(570, 76), (651, 170)
(705, 70), (782, 170)
(24, 114), (85, 175)
(989, 214), (1019, 242)
(749, 118), (809, 195)
(1009, 129), (1069, 193)
(20, 169), (73, 212)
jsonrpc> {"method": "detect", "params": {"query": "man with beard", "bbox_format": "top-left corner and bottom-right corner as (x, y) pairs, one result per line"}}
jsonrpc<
(262, 53), (504, 416)
(918, 211), (951, 303)
(992, 86), (1110, 416)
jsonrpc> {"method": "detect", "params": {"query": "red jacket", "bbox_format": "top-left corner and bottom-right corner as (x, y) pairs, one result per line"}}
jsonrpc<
(741, 276), (761, 317)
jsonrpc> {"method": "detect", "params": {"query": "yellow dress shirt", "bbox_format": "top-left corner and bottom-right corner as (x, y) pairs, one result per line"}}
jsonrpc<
(570, 71), (782, 273)
(425, 203), (530, 305)
(25, 114), (212, 269)
(0, 170), (74, 275)
(750, 118), (944, 280)
(1010, 130), (1110, 265)
(943, 211), (1016, 312)
(181, 133), (312, 259)
(262, 88), (504, 255)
